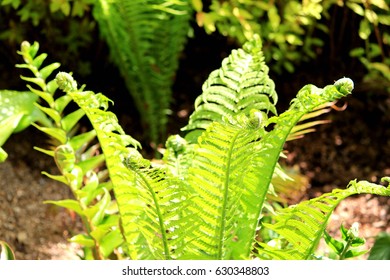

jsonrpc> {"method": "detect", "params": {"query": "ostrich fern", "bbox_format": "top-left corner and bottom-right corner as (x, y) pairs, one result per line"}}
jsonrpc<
(15, 38), (390, 260)
(93, 0), (192, 146)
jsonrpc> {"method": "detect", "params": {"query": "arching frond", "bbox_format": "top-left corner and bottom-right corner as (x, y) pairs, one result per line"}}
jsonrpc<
(258, 178), (390, 260)
(68, 86), (191, 260)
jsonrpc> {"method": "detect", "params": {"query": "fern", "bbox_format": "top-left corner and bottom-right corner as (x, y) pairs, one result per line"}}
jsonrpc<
(93, 0), (191, 146)
(65, 76), (191, 260)
(14, 38), (390, 261)
(258, 177), (390, 260)
(16, 42), (127, 259)
(182, 116), (268, 259)
(182, 34), (277, 142)
(177, 77), (355, 259)
(0, 89), (50, 161)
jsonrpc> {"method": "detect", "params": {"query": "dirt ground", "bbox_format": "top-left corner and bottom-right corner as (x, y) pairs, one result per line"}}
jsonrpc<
(0, 129), (84, 259)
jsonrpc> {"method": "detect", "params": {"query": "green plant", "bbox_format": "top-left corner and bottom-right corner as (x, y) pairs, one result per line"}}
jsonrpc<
(0, 89), (49, 161)
(16, 41), (137, 259)
(1, 0), (93, 24)
(322, 223), (367, 260)
(1, 0), (96, 76)
(93, 0), (192, 147)
(347, 0), (390, 87)
(193, 0), (390, 82)
(368, 232), (390, 260)
(0, 240), (15, 260)
(193, 0), (327, 73)
(13, 37), (390, 260)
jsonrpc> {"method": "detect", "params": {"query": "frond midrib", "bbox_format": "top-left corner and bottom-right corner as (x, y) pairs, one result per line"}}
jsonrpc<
(217, 127), (241, 259)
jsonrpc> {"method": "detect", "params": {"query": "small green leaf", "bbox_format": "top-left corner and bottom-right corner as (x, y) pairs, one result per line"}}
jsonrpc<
(68, 130), (96, 151)
(99, 229), (124, 258)
(346, 2), (365, 16)
(20, 76), (46, 91)
(351, 236), (365, 247)
(34, 146), (55, 157)
(46, 80), (59, 95)
(32, 53), (47, 69)
(44, 199), (84, 216)
(268, 6), (280, 30)
(32, 123), (67, 144)
(359, 19), (371, 40)
(54, 95), (73, 114)
(324, 231), (344, 254)
(40, 63), (61, 80)
(41, 172), (68, 184)
(340, 224), (348, 240)
(0, 147), (7, 162)
(64, 165), (84, 190)
(34, 103), (61, 124)
(344, 248), (368, 259)
(91, 188), (111, 226)
(77, 154), (105, 175)
(191, 0), (202, 11)
(349, 47), (365, 57)
(69, 234), (95, 247)
(83, 188), (111, 225)
(27, 85), (54, 106)
(61, 109), (85, 133)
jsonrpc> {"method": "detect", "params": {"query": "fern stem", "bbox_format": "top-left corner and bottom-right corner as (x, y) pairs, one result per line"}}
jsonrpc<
(133, 170), (171, 259)
(338, 239), (353, 260)
(218, 129), (241, 259)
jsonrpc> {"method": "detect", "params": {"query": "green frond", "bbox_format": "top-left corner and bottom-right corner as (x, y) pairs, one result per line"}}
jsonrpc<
(258, 178), (390, 260)
(256, 78), (354, 199)
(182, 35), (277, 141)
(183, 117), (268, 259)
(16, 42), (130, 259)
(68, 86), (191, 260)
(93, 0), (191, 144)
(123, 148), (190, 260)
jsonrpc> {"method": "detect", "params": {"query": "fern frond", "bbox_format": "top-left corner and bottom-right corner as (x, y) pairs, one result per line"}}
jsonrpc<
(182, 34), (277, 142)
(93, 0), (191, 145)
(258, 177), (390, 260)
(256, 78), (354, 202)
(182, 116), (268, 259)
(67, 81), (191, 260)
(17, 43), (128, 259)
